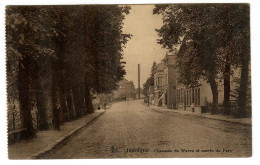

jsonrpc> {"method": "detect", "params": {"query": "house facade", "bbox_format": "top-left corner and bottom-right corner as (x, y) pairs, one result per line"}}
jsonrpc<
(150, 53), (231, 113)
(153, 62), (164, 106)
(153, 54), (177, 109)
(175, 76), (224, 113)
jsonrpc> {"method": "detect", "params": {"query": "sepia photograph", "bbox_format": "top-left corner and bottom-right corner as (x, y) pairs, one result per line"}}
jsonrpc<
(5, 3), (252, 159)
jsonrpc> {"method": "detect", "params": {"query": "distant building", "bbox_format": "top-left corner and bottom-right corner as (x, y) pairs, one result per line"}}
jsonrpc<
(136, 88), (145, 99)
(113, 78), (136, 101)
(91, 93), (114, 110)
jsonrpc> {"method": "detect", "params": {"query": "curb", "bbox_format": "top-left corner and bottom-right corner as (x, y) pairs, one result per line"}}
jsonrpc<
(149, 106), (251, 126)
(30, 110), (106, 159)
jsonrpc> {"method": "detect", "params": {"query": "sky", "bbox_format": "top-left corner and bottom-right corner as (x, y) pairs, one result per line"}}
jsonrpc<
(122, 5), (167, 88)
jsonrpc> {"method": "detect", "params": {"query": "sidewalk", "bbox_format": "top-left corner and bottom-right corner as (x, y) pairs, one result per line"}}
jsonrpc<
(148, 105), (251, 126)
(8, 109), (106, 159)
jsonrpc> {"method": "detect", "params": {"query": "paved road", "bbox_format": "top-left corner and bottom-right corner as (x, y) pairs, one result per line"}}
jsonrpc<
(43, 100), (251, 158)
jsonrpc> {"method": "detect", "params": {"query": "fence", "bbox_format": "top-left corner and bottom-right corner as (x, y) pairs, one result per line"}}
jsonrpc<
(206, 101), (250, 116)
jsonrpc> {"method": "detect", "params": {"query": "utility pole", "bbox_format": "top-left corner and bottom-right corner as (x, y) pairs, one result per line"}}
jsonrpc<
(138, 64), (140, 99)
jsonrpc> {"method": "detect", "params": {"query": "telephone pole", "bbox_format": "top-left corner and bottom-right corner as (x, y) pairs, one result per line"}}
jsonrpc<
(138, 64), (141, 99)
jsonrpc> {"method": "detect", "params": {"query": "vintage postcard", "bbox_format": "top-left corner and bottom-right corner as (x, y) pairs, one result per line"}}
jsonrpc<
(5, 4), (251, 159)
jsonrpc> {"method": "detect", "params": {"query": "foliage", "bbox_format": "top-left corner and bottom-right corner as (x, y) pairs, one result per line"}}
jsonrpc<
(231, 67), (251, 117)
(143, 76), (154, 97)
(6, 5), (131, 135)
(153, 4), (250, 115)
(84, 6), (131, 94)
(143, 61), (156, 97)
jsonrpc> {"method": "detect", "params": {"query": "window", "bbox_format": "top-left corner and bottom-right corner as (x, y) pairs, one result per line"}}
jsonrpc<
(156, 77), (161, 88)
(179, 89), (181, 103)
(184, 89), (186, 104)
(165, 73), (168, 85)
(190, 89), (192, 105)
(177, 89), (180, 103)
(177, 89), (179, 103)
(192, 88), (194, 104)
(187, 90), (189, 105)
(159, 77), (163, 87)
(189, 89), (190, 105)
(187, 89), (190, 105)
(180, 89), (181, 103)
(180, 88), (182, 103)
(198, 88), (200, 106)
(191, 89), (193, 103)
(195, 89), (197, 105)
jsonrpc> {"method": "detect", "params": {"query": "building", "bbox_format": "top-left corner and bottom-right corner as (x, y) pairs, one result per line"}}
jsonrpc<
(150, 53), (240, 113)
(153, 62), (164, 106)
(176, 76), (224, 113)
(153, 54), (177, 109)
(136, 88), (145, 99)
(112, 78), (136, 101)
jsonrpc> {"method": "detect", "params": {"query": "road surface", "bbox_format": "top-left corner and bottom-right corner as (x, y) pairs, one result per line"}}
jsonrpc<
(42, 100), (251, 158)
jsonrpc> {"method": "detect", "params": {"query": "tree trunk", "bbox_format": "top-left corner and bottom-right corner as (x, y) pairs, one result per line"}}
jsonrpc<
(66, 89), (76, 120)
(52, 90), (60, 130)
(85, 85), (94, 113)
(72, 86), (83, 118)
(52, 40), (66, 126)
(51, 59), (61, 130)
(36, 91), (49, 130)
(223, 56), (231, 115)
(34, 69), (49, 130)
(81, 96), (87, 115)
(79, 83), (87, 115)
(236, 55), (250, 118)
(209, 76), (218, 114)
(18, 61), (35, 138)
(59, 84), (69, 123)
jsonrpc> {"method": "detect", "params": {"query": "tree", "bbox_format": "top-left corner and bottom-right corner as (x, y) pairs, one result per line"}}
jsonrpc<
(84, 5), (131, 93)
(214, 5), (250, 116)
(6, 6), (55, 135)
(153, 4), (250, 115)
(83, 5), (131, 111)
(230, 6), (250, 118)
(6, 5), (132, 135)
(143, 62), (156, 97)
(231, 67), (251, 116)
(143, 76), (154, 97)
(154, 4), (220, 114)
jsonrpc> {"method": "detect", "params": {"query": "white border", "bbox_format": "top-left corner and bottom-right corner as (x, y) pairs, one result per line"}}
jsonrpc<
(1, 0), (259, 164)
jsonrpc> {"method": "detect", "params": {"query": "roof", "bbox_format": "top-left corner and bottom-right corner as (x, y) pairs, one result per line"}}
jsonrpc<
(156, 63), (165, 71)
(118, 78), (135, 88)
(118, 78), (130, 85)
